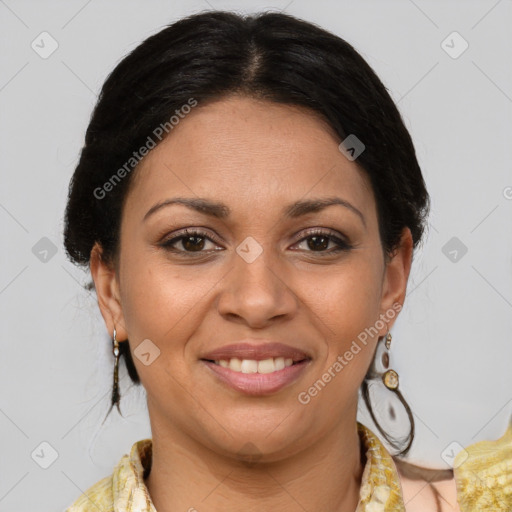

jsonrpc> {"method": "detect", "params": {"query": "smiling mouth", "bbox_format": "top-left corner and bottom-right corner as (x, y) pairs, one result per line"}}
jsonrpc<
(201, 356), (308, 374)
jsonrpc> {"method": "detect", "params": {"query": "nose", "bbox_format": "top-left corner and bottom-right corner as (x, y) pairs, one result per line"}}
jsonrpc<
(217, 246), (298, 328)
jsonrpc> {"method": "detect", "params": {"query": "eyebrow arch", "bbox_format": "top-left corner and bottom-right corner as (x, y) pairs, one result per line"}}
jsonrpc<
(285, 197), (366, 228)
(143, 196), (366, 228)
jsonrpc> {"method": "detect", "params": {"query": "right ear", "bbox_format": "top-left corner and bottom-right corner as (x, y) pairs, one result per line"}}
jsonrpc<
(89, 242), (128, 341)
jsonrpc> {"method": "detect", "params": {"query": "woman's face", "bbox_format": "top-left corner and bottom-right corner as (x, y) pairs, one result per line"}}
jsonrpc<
(92, 94), (412, 461)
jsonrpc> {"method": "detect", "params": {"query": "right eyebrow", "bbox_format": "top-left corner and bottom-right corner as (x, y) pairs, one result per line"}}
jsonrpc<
(143, 198), (230, 222)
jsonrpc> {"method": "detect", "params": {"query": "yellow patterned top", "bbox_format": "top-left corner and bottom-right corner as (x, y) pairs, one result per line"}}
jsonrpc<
(66, 420), (512, 512)
(453, 420), (512, 511)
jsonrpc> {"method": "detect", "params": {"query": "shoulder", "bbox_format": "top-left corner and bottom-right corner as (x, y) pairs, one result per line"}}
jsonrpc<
(64, 438), (152, 512)
(393, 458), (461, 512)
(452, 421), (512, 511)
(395, 421), (512, 511)
(65, 474), (114, 512)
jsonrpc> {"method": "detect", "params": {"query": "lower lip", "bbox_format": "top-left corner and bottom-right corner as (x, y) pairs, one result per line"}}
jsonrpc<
(201, 360), (310, 396)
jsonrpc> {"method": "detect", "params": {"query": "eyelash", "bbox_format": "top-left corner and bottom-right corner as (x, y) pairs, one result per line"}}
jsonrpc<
(160, 228), (353, 256)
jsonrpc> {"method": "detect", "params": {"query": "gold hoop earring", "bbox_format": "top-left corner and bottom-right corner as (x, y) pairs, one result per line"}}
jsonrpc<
(362, 330), (415, 451)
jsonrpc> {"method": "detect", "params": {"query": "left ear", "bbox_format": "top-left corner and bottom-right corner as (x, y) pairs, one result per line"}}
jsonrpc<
(377, 227), (414, 337)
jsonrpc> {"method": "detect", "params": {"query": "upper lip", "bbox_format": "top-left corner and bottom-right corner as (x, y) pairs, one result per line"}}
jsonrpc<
(200, 340), (311, 362)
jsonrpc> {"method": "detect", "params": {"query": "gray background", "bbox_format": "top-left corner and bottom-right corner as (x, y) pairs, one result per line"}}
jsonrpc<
(1, 0), (511, 510)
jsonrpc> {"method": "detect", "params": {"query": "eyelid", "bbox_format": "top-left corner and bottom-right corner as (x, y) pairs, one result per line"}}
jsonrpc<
(289, 227), (350, 245)
(160, 226), (348, 244)
(159, 227), (223, 244)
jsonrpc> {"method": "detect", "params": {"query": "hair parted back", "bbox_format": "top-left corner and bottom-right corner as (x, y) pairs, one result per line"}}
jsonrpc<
(63, 10), (430, 457)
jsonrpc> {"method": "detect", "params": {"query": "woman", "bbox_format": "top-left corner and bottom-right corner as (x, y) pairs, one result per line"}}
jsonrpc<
(63, 10), (512, 512)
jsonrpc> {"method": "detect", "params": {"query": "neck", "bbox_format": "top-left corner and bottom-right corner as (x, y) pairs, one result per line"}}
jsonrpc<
(145, 413), (365, 512)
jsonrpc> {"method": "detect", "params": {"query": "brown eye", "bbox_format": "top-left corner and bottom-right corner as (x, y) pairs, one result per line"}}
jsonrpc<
(181, 234), (206, 251)
(306, 235), (330, 251)
(293, 229), (353, 254)
(161, 229), (221, 254)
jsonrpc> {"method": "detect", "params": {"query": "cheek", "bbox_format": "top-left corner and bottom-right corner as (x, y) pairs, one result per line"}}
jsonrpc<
(304, 259), (382, 377)
(118, 247), (227, 384)
(119, 246), (207, 338)
(118, 254), (202, 403)
(309, 259), (382, 333)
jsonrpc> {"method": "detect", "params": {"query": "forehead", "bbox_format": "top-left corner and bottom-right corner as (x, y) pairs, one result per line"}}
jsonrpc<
(125, 95), (374, 221)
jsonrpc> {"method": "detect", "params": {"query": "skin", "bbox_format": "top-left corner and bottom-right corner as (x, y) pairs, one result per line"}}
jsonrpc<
(395, 460), (461, 511)
(90, 94), (413, 512)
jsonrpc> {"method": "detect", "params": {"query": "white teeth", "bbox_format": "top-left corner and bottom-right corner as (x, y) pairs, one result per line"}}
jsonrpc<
(274, 357), (285, 371)
(213, 356), (296, 374)
(228, 357), (242, 372)
(257, 358), (275, 374)
(241, 359), (258, 373)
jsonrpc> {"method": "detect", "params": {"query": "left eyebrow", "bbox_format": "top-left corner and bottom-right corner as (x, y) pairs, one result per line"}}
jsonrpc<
(284, 197), (366, 229)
